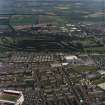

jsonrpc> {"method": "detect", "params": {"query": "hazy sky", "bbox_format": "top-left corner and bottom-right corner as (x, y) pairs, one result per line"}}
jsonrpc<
(0, 0), (103, 14)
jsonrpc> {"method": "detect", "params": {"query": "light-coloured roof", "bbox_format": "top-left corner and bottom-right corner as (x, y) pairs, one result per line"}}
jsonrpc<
(97, 82), (105, 90)
(98, 70), (105, 75)
(62, 63), (69, 66)
(71, 27), (77, 30)
(65, 56), (78, 60)
(4, 90), (21, 94)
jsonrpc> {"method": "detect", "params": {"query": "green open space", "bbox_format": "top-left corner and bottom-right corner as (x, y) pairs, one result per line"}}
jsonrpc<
(10, 16), (36, 26)
(72, 65), (97, 73)
(84, 47), (105, 53)
(0, 93), (18, 102)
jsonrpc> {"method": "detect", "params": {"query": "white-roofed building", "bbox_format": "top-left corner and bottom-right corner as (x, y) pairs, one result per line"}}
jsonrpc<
(65, 56), (78, 61)
(64, 55), (78, 65)
(64, 55), (86, 65)
(98, 70), (105, 75)
(62, 63), (69, 66)
(65, 56), (78, 63)
(97, 83), (105, 91)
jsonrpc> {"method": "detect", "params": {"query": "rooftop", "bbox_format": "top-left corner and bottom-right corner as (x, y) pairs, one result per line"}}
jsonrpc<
(98, 70), (105, 75)
(65, 55), (78, 60)
(97, 82), (105, 90)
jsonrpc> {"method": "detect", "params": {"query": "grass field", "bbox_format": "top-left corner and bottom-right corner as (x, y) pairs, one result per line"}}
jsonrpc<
(72, 65), (97, 73)
(84, 47), (105, 53)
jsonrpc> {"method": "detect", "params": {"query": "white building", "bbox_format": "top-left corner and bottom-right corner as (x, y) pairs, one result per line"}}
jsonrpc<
(65, 56), (78, 61)
(98, 70), (105, 75)
(0, 90), (24, 105)
(65, 55), (78, 62)
(97, 82), (105, 91)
